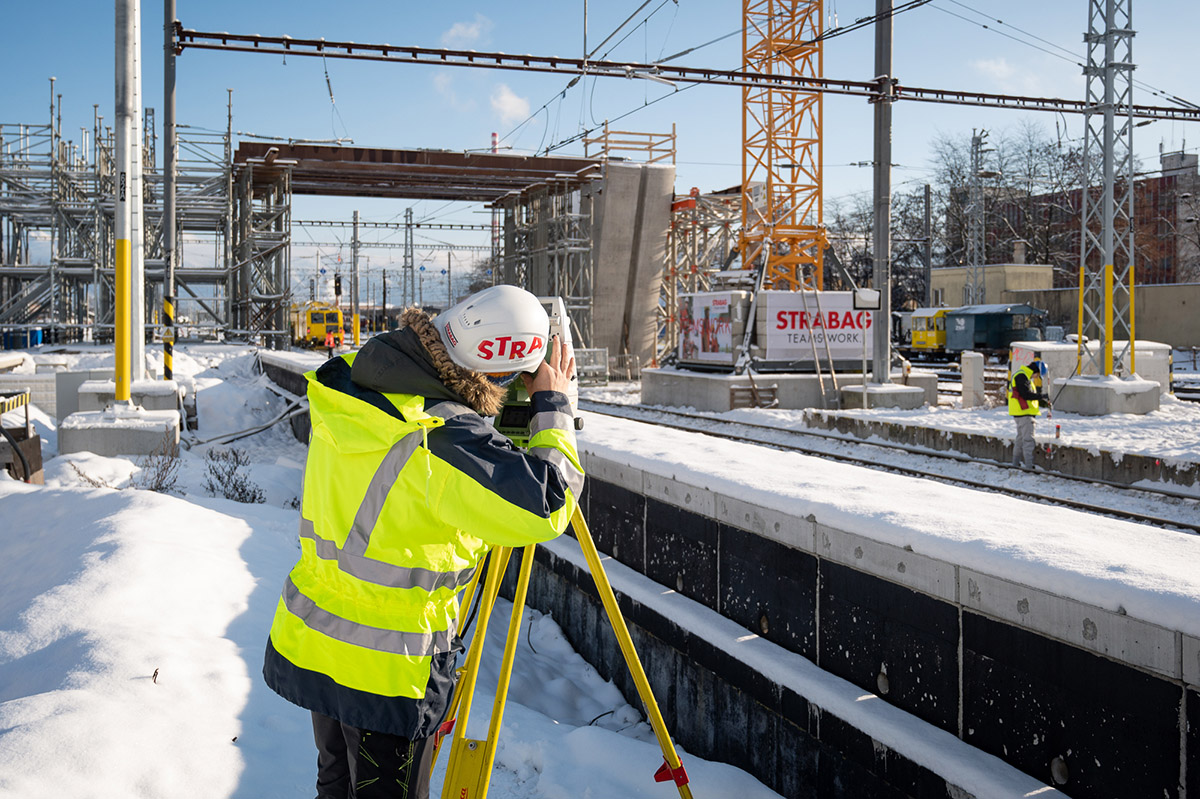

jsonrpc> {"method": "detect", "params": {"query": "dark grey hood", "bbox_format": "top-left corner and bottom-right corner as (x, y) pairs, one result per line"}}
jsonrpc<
(350, 307), (507, 416)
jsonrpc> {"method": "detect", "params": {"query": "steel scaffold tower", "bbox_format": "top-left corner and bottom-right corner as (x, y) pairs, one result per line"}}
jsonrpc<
(1079, 0), (1136, 375)
(232, 161), (291, 347)
(662, 191), (740, 362)
(740, 0), (825, 291)
(0, 96), (236, 342)
(498, 171), (600, 349)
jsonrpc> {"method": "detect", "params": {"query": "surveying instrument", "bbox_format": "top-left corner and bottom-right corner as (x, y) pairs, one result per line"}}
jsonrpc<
(435, 298), (694, 799)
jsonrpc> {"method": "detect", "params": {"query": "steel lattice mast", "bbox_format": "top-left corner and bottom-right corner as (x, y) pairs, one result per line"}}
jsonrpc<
(965, 129), (989, 305)
(740, 0), (825, 290)
(1079, 0), (1136, 375)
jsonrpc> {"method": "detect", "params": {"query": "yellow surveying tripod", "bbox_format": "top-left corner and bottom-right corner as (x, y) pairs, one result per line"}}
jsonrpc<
(433, 505), (695, 799)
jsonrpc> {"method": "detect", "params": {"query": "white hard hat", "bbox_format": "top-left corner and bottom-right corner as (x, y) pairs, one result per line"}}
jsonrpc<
(434, 285), (550, 374)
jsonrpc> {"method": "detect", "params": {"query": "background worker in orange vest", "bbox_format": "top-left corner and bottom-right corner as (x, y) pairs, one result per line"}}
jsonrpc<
(325, 328), (336, 358)
(1008, 357), (1050, 469)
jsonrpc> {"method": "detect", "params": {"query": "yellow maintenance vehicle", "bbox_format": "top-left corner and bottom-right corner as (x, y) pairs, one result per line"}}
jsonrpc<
(908, 306), (950, 358)
(290, 302), (344, 348)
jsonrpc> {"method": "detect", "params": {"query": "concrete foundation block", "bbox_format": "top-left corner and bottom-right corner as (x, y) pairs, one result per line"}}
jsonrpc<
(1051, 375), (1161, 416)
(642, 368), (748, 411)
(56, 369), (114, 420)
(78, 379), (182, 413)
(59, 408), (181, 457)
(839, 382), (926, 409)
(643, 367), (934, 412)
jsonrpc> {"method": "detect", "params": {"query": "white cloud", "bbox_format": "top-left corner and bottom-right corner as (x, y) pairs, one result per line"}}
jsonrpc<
(441, 14), (493, 48)
(490, 84), (530, 126)
(971, 57), (1016, 81)
(969, 56), (1051, 95)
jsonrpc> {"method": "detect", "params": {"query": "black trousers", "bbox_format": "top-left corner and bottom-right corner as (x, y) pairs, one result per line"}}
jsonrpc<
(312, 711), (436, 799)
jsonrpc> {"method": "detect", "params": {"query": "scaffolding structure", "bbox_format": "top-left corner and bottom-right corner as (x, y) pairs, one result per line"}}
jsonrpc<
(498, 168), (601, 348)
(0, 94), (237, 344)
(583, 121), (677, 165)
(661, 190), (741, 362)
(232, 160), (291, 346)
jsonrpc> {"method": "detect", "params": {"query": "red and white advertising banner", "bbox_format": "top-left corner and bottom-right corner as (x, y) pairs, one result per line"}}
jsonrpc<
(678, 291), (745, 365)
(759, 291), (874, 362)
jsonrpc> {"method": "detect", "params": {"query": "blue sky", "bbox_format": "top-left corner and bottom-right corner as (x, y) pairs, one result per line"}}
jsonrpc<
(4, 1), (1199, 302)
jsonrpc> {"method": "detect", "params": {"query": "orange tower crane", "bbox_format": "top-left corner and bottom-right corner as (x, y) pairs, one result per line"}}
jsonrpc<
(740, 0), (825, 291)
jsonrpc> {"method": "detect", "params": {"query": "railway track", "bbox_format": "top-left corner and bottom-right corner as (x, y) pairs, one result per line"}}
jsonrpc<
(580, 399), (1200, 535)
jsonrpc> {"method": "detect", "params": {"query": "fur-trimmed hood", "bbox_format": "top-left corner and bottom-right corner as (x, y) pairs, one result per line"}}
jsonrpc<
(350, 306), (508, 416)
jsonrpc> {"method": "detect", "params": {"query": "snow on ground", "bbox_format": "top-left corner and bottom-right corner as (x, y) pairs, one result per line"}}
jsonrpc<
(0, 344), (780, 799)
(4, 342), (1199, 797)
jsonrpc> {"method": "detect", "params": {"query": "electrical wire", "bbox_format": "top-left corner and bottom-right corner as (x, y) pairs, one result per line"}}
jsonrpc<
(932, 0), (1200, 111)
(541, 0), (936, 156)
(321, 52), (352, 142)
(498, 0), (677, 152)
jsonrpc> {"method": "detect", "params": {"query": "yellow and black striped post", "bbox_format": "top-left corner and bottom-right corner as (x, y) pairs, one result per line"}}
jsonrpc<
(163, 294), (174, 380)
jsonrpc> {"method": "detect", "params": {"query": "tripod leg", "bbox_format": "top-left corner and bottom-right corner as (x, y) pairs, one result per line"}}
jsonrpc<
(431, 549), (494, 767)
(440, 545), (537, 799)
(570, 507), (695, 799)
(476, 544), (537, 798)
(438, 546), (511, 778)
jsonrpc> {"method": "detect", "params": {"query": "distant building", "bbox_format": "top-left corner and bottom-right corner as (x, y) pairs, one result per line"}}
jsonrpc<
(947, 150), (1200, 288)
(929, 260), (1054, 308)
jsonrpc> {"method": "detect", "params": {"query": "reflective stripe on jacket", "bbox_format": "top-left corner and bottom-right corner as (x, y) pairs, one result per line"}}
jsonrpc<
(1007, 365), (1040, 417)
(264, 352), (584, 738)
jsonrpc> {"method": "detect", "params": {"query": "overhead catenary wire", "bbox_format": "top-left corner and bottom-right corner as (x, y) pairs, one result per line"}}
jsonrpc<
(931, 0), (1200, 111)
(494, 0), (676, 152)
(538, 0), (937, 156)
(320, 52), (352, 142)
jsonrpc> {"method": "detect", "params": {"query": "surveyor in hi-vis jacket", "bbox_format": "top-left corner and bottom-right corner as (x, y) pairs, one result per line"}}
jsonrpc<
(263, 285), (584, 799)
(1007, 357), (1049, 469)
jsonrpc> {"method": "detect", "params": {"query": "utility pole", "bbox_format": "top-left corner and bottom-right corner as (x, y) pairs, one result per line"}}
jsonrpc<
(923, 183), (933, 306)
(966, 129), (990, 305)
(352, 210), (361, 346)
(130, 0), (145, 383)
(114, 0), (136, 402)
(447, 251), (452, 308)
(871, 0), (894, 383)
(162, 0), (177, 380)
(381, 270), (388, 330)
(404, 207), (415, 306)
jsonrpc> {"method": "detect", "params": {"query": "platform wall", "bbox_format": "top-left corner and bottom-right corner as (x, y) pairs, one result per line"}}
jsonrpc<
(513, 453), (1198, 799)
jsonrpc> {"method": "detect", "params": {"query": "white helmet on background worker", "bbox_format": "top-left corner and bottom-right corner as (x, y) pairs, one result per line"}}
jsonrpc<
(434, 285), (550, 375)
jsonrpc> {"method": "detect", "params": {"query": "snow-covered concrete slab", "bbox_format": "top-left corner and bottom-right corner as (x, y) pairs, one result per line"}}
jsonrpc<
(59, 407), (181, 457)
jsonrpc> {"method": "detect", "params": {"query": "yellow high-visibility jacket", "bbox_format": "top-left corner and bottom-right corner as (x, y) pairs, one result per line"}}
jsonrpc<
(1007, 365), (1041, 417)
(264, 322), (584, 739)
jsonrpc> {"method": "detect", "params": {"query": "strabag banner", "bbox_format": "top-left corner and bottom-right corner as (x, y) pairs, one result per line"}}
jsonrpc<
(759, 291), (874, 362)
